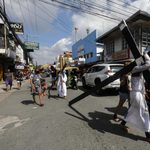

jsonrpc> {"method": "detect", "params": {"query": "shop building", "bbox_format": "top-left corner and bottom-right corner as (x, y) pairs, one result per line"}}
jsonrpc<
(95, 10), (150, 64)
(72, 29), (104, 65)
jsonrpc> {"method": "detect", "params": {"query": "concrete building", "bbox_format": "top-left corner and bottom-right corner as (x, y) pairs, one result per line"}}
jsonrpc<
(95, 10), (150, 64)
(72, 29), (104, 66)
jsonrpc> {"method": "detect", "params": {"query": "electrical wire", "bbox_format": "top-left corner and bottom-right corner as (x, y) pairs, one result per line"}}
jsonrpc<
(26, 0), (35, 35)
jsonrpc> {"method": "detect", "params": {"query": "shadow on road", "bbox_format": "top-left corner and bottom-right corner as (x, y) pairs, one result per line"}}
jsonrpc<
(78, 85), (119, 97)
(65, 106), (145, 142)
(21, 100), (34, 105)
(105, 106), (128, 117)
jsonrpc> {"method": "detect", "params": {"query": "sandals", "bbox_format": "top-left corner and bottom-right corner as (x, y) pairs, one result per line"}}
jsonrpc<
(119, 124), (130, 132)
(113, 114), (120, 122)
(39, 104), (44, 107)
(146, 138), (150, 143)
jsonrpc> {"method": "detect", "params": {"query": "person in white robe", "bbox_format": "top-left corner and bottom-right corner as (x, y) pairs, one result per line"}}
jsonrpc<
(120, 52), (150, 143)
(57, 70), (67, 99)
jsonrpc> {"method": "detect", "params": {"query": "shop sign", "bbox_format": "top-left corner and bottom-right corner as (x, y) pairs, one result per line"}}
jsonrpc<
(112, 49), (129, 61)
(7, 48), (16, 59)
(10, 22), (24, 35)
(15, 64), (24, 69)
(24, 41), (39, 50)
(106, 54), (112, 61)
(78, 45), (84, 57)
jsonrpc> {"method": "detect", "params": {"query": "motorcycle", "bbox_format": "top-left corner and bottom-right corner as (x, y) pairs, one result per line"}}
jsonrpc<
(70, 75), (78, 90)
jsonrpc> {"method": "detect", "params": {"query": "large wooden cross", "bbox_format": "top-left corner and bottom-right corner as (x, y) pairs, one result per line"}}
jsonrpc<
(69, 20), (150, 106)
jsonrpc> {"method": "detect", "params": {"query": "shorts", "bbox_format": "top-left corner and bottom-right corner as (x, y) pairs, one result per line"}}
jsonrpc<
(41, 84), (46, 87)
(119, 91), (128, 100)
(17, 80), (22, 83)
(52, 77), (56, 82)
(5, 80), (12, 86)
(31, 87), (41, 93)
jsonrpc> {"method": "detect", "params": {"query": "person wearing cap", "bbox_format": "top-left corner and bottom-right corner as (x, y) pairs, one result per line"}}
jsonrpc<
(57, 70), (67, 99)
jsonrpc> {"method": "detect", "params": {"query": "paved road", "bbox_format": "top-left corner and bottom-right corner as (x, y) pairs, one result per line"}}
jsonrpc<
(0, 77), (149, 150)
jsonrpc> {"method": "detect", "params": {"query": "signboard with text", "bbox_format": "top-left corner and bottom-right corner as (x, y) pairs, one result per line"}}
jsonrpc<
(24, 41), (39, 50)
(78, 45), (84, 57)
(10, 22), (24, 35)
(112, 49), (129, 61)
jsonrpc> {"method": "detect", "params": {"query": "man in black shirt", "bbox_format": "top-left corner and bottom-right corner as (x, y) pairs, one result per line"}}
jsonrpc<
(16, 70), (23, 90)
(50, 66), (57, 88)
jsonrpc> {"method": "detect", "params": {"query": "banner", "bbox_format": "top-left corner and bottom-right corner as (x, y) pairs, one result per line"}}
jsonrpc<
(24, 41), (39, 50)
(10, 22), (24, 35)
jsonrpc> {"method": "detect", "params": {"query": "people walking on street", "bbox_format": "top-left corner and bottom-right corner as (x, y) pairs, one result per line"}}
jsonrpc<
(4, 69), (13, 92)
(50, 66), (57, 89)
(113, 62), (131, 122)
(30, 69), (44, 106)
(16, 69), (23, 90)
(120, 52), (150, 143)
(40, 68), (47, 96)
(57, 70), (67, 99)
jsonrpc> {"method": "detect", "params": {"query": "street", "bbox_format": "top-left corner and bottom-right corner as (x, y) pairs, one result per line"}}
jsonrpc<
(0, 77), (149, 150)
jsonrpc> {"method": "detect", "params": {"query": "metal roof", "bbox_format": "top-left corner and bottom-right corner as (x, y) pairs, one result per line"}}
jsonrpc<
(95, 10), (150, 43)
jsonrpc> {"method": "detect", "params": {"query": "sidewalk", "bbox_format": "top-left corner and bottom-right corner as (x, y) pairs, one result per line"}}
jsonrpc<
(0, 78), (30, 102)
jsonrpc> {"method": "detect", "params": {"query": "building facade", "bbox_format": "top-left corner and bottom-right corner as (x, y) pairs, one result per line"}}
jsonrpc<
(95, 10), (150, 64)
(72, 30), (104, 65)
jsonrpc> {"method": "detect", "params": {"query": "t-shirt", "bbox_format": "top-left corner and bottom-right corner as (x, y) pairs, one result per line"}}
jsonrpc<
(30, 74), (41, 88)
(119, 76), (128, 93)
(51, 68), (56, 77)
(5, 73), (12, 80)
(40, 73), (47, 85)
(16, 73), (23, 81)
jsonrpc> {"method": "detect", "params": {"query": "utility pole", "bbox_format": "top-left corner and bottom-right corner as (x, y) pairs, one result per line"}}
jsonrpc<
(75, 27), (78, 42)
(3, 0), (7, 54)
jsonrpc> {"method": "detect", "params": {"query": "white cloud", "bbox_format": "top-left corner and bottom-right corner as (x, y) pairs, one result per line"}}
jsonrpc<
(33, 37), (72, 65)
(5, 0), (59, 34)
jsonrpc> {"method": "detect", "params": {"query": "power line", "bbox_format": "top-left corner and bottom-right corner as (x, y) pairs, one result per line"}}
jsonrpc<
(26, 0), (35, 35)
(18, 0), (30, 33)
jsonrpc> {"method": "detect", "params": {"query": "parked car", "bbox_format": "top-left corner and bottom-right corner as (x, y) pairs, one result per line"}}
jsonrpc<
(82, 64), (124, 94)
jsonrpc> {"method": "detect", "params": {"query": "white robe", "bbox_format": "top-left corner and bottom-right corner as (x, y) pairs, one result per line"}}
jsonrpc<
(57, 73), (67, 97)
(124, 54), (150, 132)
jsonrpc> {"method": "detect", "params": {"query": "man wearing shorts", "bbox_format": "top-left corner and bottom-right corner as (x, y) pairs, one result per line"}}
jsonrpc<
(16, 70), (23, 90)
(40, 69), (47, 96)
(30, 69), (44, 106)
(4, 69), (13, 92)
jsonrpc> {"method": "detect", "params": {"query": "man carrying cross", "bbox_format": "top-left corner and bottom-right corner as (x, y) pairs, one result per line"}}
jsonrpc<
(119, 51), (150, 142)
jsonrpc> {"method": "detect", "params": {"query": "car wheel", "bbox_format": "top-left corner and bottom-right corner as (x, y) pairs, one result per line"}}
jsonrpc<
(95, 79), (103, 95)
(82, 78), (87, 88)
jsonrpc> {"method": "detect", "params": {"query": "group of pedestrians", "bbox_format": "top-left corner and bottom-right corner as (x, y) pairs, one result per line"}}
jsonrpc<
(4, 69), (23, 92)
(113, 51), (150, 143)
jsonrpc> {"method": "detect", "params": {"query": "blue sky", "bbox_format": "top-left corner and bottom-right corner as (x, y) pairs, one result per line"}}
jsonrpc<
(4, 0), (150, 65)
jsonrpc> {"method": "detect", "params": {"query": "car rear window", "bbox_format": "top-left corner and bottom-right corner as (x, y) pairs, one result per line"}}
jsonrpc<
(110, 66), (123, 73)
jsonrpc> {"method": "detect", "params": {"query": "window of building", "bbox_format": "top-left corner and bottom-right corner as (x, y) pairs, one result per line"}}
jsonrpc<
(91, 52), (93, 57)
(106, 41), (114, 55)
(141, 27), (150, 46)
(87, 53), (89, 58)
(122, 37), (129, 50)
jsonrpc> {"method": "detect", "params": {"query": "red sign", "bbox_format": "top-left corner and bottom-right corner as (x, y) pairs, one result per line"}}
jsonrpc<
(112, 49), (129, 61)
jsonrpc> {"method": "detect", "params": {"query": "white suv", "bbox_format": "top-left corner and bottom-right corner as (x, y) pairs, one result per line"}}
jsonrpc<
(82, 64), (123, 94)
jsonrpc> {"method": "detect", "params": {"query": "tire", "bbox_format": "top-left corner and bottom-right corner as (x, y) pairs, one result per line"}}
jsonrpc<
(75, 82), (78, 90)
(95, 78), (103, 95)
(82, 78), (87, 89)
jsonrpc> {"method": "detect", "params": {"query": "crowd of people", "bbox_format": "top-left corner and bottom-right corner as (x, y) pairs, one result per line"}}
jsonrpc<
(3, 52), (150, 143)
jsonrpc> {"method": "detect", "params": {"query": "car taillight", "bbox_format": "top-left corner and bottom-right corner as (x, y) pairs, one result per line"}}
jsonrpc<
(105, 70), (110, 76)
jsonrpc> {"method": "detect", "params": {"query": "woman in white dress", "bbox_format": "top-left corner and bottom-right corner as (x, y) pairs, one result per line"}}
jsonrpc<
(120, 52), (150, 143)
(57, 70), (67, 99)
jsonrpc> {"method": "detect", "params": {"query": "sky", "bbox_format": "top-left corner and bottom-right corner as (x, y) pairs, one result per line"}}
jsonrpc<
(4, 0), (150, 65)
